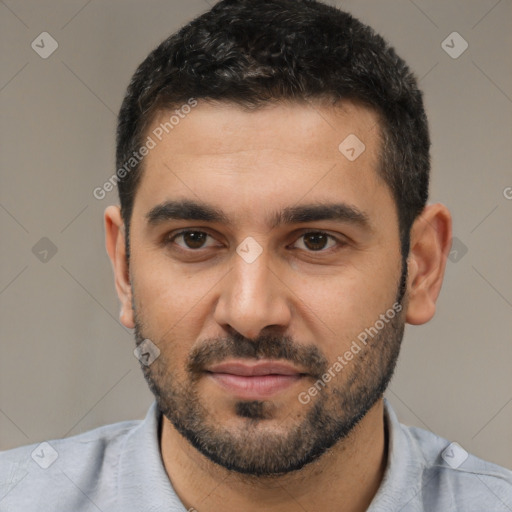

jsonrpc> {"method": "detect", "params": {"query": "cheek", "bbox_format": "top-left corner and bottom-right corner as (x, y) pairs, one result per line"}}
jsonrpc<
(290, 257), (400, 355)
(131, 252), (220, 340)
(296, 277), (370, 351)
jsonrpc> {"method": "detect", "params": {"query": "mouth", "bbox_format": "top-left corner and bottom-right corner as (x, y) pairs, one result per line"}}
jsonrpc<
(205, 360), (308, 400)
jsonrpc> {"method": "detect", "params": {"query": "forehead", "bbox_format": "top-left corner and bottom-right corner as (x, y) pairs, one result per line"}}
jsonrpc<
(132, 99), (394, 230)
(148, 99), (380, 161)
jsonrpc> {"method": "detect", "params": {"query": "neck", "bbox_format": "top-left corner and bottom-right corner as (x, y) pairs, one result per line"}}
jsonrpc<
(160, 399), (388, 512)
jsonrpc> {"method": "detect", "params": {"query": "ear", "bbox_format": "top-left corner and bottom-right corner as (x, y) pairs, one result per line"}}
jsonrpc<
(405, 203), (452, 325)
(104, 206), (135, 329)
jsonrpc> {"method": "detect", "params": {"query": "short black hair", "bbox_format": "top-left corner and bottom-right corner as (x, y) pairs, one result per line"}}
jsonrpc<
(116, 0), (430, 259)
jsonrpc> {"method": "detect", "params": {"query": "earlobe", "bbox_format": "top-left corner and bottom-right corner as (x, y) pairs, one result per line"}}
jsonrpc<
(405, 203), (452, 325)
(104, 206), (135, 329)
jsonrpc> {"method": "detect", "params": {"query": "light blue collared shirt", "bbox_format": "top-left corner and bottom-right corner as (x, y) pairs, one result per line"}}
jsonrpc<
(1, 399), (511, 511)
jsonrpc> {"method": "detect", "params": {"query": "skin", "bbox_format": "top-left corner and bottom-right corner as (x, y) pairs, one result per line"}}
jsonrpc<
(105, 99), (452, 511)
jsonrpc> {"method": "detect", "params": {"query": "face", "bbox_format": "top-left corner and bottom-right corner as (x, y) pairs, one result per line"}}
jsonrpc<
(127, 100), (407, 475)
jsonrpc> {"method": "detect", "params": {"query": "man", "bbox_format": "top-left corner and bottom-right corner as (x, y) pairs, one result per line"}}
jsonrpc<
(1, 0), (511, 510)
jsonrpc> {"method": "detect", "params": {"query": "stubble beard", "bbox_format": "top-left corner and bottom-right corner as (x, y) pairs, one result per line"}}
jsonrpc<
(133, 260), (407, 476)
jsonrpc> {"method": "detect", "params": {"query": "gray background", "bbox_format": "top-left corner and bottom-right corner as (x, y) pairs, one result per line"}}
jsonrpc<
(1, 0), (511, 469)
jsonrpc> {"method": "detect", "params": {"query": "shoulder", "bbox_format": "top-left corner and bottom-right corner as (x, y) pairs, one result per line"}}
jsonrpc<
(403, 423), (512, 511)
(372, 401), (512, 512)
(0, 418), (141, 512)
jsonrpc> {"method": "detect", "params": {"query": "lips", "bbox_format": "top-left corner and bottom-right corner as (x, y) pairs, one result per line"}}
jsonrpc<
(205, 360), (306, 399)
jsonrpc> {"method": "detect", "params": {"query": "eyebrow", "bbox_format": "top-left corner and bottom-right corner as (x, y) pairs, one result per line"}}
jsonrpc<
(146, 199), (372, 231)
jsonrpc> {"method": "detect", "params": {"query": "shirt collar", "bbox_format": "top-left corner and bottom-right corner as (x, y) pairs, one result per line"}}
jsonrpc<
(367, 398), (426, 510)
(117, 401), (186, 512)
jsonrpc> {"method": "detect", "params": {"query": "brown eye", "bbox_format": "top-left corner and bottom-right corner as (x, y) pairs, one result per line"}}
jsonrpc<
(293, 232), (339, 252)
(303, 233), (329, 251)
(182, 231), (207, 249)
(170, 230), (215, 250)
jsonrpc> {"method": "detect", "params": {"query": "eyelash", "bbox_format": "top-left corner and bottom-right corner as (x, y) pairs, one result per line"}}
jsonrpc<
(165, 229), (345, 254)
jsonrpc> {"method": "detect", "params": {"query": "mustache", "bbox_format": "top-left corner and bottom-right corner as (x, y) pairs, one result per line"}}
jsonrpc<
(187, 332), (328, 379)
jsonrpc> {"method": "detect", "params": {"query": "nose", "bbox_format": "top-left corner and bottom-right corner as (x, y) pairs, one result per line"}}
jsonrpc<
(213, 250), (292, 340)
